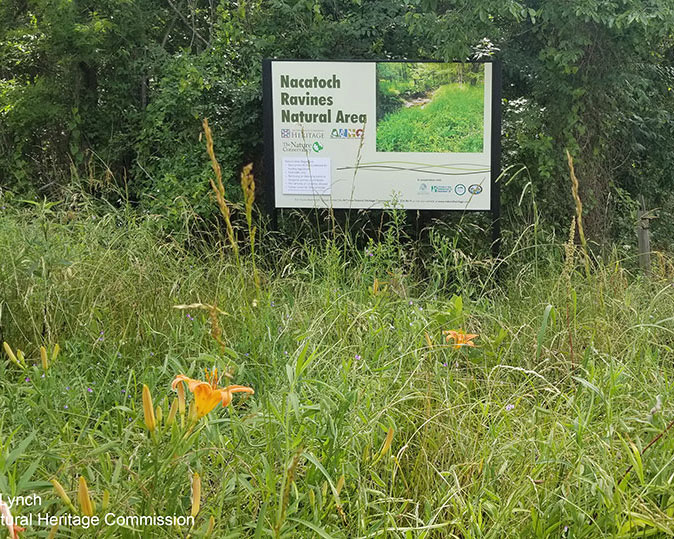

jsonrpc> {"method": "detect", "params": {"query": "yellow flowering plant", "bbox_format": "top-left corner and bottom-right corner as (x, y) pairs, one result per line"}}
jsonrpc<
(443, 330), (479, 349)
(172, 368), (254, 419)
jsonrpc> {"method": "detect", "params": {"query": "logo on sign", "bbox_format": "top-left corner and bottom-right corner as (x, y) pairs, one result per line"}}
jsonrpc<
(282, 141), (311, 152)
(455, 184), (466, 196)
(468, 184), (483, 195)
(330, 128), (364, 139)
(281, 129), (324, 139)
(430, 185), (452, 193)
(418, 183), (429, 194)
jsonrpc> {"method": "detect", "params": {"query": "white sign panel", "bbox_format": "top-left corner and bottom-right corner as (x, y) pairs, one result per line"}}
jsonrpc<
(267, 60), (494, 210)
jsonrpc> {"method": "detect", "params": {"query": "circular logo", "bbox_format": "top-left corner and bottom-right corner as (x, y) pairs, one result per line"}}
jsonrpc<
(418, 183), (428, 194)
(455, 184), (466, 196)
(312, 141), (324, 153)
(468, 184), (483, 195)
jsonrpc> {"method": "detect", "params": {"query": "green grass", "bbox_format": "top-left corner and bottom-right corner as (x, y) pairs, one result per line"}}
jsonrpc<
(376, 84), (484, 153)
(1, 202), (674, 537)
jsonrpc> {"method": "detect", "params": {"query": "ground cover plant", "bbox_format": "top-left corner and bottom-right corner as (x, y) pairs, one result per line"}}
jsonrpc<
(376, 63), (485, 153)
(1, 183), (674, 537)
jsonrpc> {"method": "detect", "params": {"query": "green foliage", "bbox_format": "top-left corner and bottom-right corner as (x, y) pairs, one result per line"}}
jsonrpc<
(376, 62), (483, 121)
(1, 0), (674, 243)
(2, 202), (674, 536)
(376, 83), (484, 153)
(0, 0), (419, 218)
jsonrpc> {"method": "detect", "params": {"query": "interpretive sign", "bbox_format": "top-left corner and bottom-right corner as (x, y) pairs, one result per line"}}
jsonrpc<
(263, 59), (501, 212)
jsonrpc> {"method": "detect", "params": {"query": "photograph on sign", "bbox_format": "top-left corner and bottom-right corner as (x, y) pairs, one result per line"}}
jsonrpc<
(266, 60), (494, 210)
(376, 62), (485, 153)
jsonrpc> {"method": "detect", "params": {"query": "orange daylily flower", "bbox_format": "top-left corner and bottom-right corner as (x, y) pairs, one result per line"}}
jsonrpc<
(172, 368), (254, 418)
(443, 330), (479, 349)
(0, 499), (25, 539)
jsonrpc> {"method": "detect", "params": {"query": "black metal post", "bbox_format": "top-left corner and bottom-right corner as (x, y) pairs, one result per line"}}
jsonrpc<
(262, 59), (277, 230)
(490, 60), (503, 259)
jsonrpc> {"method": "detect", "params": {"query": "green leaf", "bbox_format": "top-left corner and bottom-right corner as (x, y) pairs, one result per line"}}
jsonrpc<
(536, 304), (554, 360)
(6, 432), (35, 468)
(287, 518), (336, 538)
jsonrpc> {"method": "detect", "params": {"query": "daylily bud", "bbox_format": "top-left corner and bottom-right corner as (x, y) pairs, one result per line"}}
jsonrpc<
(51, 478), (72, 507)
(191, 472), (201, 517)
(176, 382), (186, 417)
(336, 475), (345, 495)
(142, 384), (156, 432)
(78, 476), (94, 516)
(2, 342), (21, 368)
(41, 346), (49, 371)
(380, 428), (394, 457)
(166, 399), (178, 426)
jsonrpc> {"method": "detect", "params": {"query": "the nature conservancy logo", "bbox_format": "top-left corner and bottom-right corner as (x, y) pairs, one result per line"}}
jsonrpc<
(330, 128), (364, 139)
(282, 140), (324, 153)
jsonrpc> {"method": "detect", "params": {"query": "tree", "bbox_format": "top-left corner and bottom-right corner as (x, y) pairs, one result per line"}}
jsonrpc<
(410, 0), (674, 241)
(1, 0), (673, 245)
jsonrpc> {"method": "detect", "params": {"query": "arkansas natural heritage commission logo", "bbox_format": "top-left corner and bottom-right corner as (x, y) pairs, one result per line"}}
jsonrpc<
(280, 129), (324, 139)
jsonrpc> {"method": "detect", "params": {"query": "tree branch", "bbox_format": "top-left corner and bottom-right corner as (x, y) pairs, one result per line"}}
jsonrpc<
(165, 0), (209, 47)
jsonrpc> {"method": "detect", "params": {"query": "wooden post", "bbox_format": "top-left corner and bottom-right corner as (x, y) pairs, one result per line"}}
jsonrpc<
(636, 195), (651, 273)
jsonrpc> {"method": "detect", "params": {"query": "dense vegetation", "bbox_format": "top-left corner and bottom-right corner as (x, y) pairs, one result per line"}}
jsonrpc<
(1, 0), (674, 243)
(1, 201), (674, 537)
(1, 1), (674, 536)
(376, 62), (483, 122)
(376, 82), (484, 153)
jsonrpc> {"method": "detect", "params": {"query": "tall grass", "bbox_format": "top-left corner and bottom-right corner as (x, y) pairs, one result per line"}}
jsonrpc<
(1, 198), (674, 537)
(376, 84), (484, 153)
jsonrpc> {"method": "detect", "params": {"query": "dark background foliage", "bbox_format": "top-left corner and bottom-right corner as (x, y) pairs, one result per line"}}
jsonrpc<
(1, 0), (673, 246)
